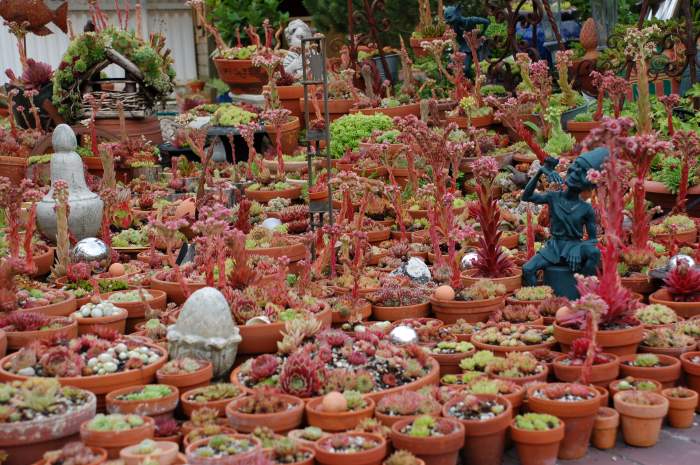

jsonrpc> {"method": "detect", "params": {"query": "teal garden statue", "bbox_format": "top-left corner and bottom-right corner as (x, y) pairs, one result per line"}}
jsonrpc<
(521, 149), (609, 299)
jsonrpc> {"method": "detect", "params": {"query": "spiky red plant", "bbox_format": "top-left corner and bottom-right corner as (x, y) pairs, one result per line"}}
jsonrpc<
(18, 59), (53, 90)
(279, 348), (324, 397)
(664, 261), (700, 302)
(0, 311), (52, 331)
(155, 416), (180, 437)
(671, 131), (700, 214)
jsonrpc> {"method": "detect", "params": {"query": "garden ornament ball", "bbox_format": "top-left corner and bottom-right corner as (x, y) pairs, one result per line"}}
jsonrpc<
(669, 255), (695, 270)
(389, 325), (419, 345)
(70, 237), (111, 272)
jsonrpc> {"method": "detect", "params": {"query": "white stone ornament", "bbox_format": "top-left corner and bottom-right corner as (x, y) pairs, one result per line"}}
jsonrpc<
(283, 19), (313, 79)
(36, 124), (103, 242)
(669, 254), (695, 270)
(389, 325), (419, 345)
(167, 287), (242, 377)
(461, 252), (480, 270)
(261, 218), (283, 230)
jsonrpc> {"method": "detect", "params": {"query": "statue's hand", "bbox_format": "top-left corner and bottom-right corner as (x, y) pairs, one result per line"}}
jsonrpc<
(539, 157), (562, 184)
(567, 249), (581, 271)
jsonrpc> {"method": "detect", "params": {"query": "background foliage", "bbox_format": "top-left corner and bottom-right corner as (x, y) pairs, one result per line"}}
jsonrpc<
(206, 0), (290, 45)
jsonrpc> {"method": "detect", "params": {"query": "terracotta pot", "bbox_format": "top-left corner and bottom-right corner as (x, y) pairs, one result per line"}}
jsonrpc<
(591, 407), (619, 450)
(120, 440), (179, 465)
(566, 120), (601, 143)
(505, 297), (546, 309)
(0, 390), (96, 465)
(31, 447), (107, 465)
(0, 329), (5, 359)
(487, 365), (549, 387)
(5, 317), (78, 351)
(621, 274), (655, 295)
(608, 378), (662, 400)
(618, 354), (682, 388)
(526, 383), (600, 460)
(644, 180), (700, 216)
(156, 361), (214, 394)
(315, 433), (387, 465)
(309, 190), (329, 201)
(649, 289), (700, 319)
(30, 246), (55, 277)
(246, 241), (306, 262)
(471, 328), (556, 357)
(461, 269), (522, 294)
(429, 295), (505, 324)
(430, 346), (476, 376)
(27, 294), (78, 317)
(180, 386), (246, 418)
(264, 116), (301, 156)
(680, 351), (700, 411)
(305, 396), (376, 432)
(410, 37), (441, 58)
(287, 429), (331, 451)
(214, 58), (267, 94)
(265, 85), (304, 122)
(245, 185), (303, 203)
(350, 102), (421, 119)
(442, 394), (512, 465)
(94, 117), (163, 146)
(106, 384), (180, 418)
(73, 307), (128, 336)
(510, 417), (565, 465)
(390, 417), (465, 465)
(553, 322), (644, 356)
(613, 391), (669, 447)
(298, 98), (354, 122)
(182, 426), (238, 449)
(651, 227), (697, 244)
(640, 339), (697, 358)
(227, 394), (305, 433)
(238, 307), (331, 355)
(149, 278), (203, 305)
(81, 415), (155, 459)
(267, 446), (316, 465)
(446, 113), (494, 129)
(595, 386), (610, 407)
(0, 156), (27, 184)
(374, 405), (441, 428)
(186, 434), (262, 465)
(331, 301), (373, 324)
(661, 387), (698, 428)
(552, 354), (620, 386)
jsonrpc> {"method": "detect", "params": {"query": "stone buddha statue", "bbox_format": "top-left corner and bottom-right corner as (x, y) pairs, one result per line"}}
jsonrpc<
(36, 124), (103, 242)
(282, 19), (313, 79)
(521, 148), (609, 298)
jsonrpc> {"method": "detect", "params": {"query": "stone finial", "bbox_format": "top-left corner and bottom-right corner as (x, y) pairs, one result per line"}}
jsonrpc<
(168, 287), (242, 377)
(52, 124), (78, 152)
(580, 18), (599, 61)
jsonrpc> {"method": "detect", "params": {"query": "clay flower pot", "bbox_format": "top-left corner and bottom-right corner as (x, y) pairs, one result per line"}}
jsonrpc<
(73, 306), (128, 336)
(180, 385), (245, 418)
(390, 417), (465, 465)
(461, 269), (522, 294)
(618, 354), (682, 388)
(371, 302), (430, 322)
(429, 345), (476, 376)
(245, 185), (303, 203)
(429, 295), (505, 324)
(149, 278), (204, 305)
(661, 387), (699, 428)
(552, 353), (620, 386)
(553, 322), (644, 356)
(156, 360), (214, 394)
(238, 307), (332, 355)
(525, 383), (600, 460)
(315, 432), (387, 465)
(566, 120), (601, 143)
(510, 417), (565, 465)
(31, 447), (107, 465)
(595, 386), (610, 407)
(639, 339), (697, 358)
(5, 317), (78, 351)
(185, 434), (262, 465)
(680, 351), (700, 411)
(649, 289), (700, 318)
(226, 393), (305, 433)
(613, 391), (669, 447)
(101, 289), (168, 331)
(608, 378), (662, 400)
(591, 407), (619, 450)
(106, 384), (180, 419)
(487, 365), (549, 387)
(351, 102), (421, 119)
(80, 416), (156, 459)
(0, 389), (96, 465)
(213, 58), (267, 94)
(120, 440), (179, 465)
(29, 294), (78, 317)
(305, 396), (376, 432)
(442, 394), (512, 465)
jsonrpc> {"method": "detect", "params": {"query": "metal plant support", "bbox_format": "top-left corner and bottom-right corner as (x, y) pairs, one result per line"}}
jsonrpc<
(301, 35), (333, 257)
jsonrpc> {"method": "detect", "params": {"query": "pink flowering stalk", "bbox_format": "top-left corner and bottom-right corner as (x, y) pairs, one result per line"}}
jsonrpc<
(580, 118), (641, 328)
(262, 108), (292, 180)
(486, 95), (548, 164)
(526, 206), (535, 260)
(192, 205), (231, 286)
(51, 180), (70, 278)
(468, 157), (515, 279)
(0, 177), (38, 260)
(671, 131), (700, 213)
(555, 50), (577, 108)
(463, 29), (484, 106)
(252, 45), (283, 109)
(624, 25), (660, 134)
(151, 215), (190, 298)
(529, 59), (553, 138)
(239, 122), (259, 179)
(619, 131), (670, 253)
(590, 71), (629, 121)
(659, 94), (681, 136)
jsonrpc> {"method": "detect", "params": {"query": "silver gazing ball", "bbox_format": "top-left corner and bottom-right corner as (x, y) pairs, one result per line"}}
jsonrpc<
(261, 218), (283, 230)
(70, 237), (111, 272)
(669, 254), (695, 270)
(461, 252), (479, 270)
(389, 325), (419, 345)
